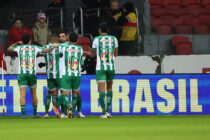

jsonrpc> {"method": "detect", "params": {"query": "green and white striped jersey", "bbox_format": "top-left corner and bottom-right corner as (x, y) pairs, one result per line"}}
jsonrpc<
(92, 35), (118, 71)
(61, 44), (83, 77)
(13, 45), (43, 75)
(43, 43), (65, 79)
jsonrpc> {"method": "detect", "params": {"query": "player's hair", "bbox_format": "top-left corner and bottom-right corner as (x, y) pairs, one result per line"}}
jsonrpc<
(21, 33), (31, 44)
(59, 31), (67, 36)
(99, 22), (109, 33)
(69, 32), (78, 43)
(49, 34), (59, 43)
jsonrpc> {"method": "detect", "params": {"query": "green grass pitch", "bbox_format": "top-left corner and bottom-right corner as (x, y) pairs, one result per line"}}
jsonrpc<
(0, 115), (210, 140)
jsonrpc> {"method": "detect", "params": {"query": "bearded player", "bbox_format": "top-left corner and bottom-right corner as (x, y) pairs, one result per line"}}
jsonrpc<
(59, 32), (85, 118)
(42, 34), (63, 118)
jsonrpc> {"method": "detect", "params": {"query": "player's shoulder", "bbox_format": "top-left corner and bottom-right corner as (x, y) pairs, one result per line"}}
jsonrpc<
(93, 36), (100, 41)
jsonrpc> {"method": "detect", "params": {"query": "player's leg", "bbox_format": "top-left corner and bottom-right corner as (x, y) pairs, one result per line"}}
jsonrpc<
(96, 70), (107, 118)
(106, 81), (113, 118)
(19, 87), (27, 118)
(77, 90), (85, 118)
(28, 74), (39, 118)
(44, 90), (52, 118)
(71, 76), (81, 118)
(18, 74), (27, 118)
(30, 86), (39, 118)
(106, 70), (115, 118)
(61, 76), (72, 117)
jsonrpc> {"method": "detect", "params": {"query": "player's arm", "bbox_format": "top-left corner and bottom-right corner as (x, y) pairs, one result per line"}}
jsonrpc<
(114, 38), (119, 57)
(114, 48), (118, 57)
(43, 43), (59, 53)
(85, 38), (97, 58)
(7, 41), (22, 52)
(84, 48), (96, 58)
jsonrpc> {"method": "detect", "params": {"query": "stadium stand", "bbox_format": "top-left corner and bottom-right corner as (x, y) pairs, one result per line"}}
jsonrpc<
(163, 0), (182, 9)
(203, 0), (210, 7)
(148, 0), (163, 9)
(172, 36), (193, 55)
(76, 37), (91, 53)
(182, 0), (202, 8)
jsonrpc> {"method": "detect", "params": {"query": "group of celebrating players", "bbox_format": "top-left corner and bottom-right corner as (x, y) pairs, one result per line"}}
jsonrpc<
(7, 22), (118, 119)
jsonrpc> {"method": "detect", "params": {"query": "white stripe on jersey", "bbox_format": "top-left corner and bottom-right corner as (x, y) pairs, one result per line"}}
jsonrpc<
(29, 45), (33, 74)
(102, 37), (107, 70)
(96, 38), (101, 70)
(52, 49), (56, 78)
(108, 37), (113, 70)
(68, 46), (72, 76)
(46, 45), (50, 79)
(23, 45), (26, 74)
(74, 46), (79, 76)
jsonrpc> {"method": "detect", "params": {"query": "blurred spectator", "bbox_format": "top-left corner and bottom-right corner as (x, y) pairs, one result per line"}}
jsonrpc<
(8, 18), (33, 55)
(118, 2), (137, 41)
(32, 12), (52, 46)
(107, 0), (122, 39)
(117, 2), (137, 55)
(48, 0), (66, 8)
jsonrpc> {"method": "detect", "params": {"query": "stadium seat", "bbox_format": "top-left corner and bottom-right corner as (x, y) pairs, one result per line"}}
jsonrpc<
(193, 17), (210, 34)
(151, 18), (173, 28)
(156, 25), (173, 34)
(182, 0), (202, 8)
(172, 36), (191, 46)
(194, 25), (210, 34)
(176, 8), (193, 18)
(193, 17), (210, 26)
(172, 36), (193, 55)
(77, 37), (91, 53)
(152, 8), (175, 19)
(163, 0), (182, 9)
(202, 0), (210, 7)
(195, 8), (210, 17)
(175, 25), (193, 34)
(148, 0), (163, 8)
(175, 43), (193, 55)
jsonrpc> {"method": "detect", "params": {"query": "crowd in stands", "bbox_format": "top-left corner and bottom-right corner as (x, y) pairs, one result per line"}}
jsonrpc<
(7, 0), (138, 56)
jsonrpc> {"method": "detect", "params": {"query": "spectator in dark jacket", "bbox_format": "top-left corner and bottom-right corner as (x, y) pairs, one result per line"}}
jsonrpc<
(107, 0), (122, 39)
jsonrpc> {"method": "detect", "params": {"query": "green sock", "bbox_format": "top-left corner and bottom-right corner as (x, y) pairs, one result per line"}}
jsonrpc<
(52, 95), (57, 106)
(77, 96), (82, 112)
(63, 95), (71, 107)
(56, 94), (63, 108)
(99, 92), (106, 115)
(61, 104), (64, 114)
(33, 106), (37, 116)
(21, 105), (26, 116)
(72, 95), (78, 114)
(106, 91), (113, 113)
(63, 105), (67, 115)
(45, 94), (51, 114)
